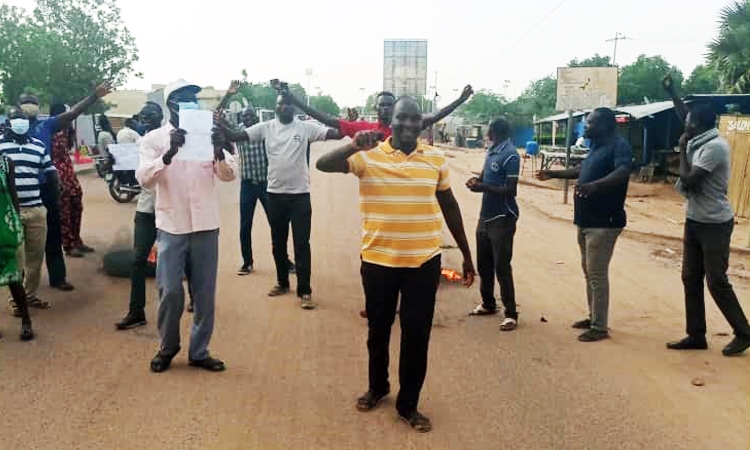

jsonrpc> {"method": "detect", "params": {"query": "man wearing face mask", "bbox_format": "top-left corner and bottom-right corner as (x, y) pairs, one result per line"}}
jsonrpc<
(19, 83), (112, 293)
(0, 107), (60, 315)
(137, 80), (237, 373)
(217, 87), (338, 310)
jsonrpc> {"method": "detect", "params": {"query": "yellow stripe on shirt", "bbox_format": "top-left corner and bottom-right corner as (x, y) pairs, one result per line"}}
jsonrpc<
(348, 138), (451, 268)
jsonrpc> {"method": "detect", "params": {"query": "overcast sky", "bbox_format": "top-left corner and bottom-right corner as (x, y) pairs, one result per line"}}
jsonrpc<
(6, 0), (730, 107)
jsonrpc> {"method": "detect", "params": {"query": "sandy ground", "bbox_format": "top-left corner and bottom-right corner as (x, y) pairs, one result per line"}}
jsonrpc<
(0, 141), (748, 450)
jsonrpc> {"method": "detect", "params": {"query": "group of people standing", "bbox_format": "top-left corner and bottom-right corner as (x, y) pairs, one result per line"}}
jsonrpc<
(5, 71), (747, 434)
(0, 84), (110, 340)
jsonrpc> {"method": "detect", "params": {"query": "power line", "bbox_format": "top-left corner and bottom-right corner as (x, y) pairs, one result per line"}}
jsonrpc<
(447, 0), (570, 80)
(606, 32), (631, 66)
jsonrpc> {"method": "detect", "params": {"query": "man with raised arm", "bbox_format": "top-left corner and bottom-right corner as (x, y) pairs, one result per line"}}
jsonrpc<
(316, 96), (476, 433)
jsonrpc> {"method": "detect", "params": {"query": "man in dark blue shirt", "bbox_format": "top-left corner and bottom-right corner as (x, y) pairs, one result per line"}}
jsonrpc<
(466, 117), (520, 331)
(19, 82), (112, 292)
(537, 108), (632, 342)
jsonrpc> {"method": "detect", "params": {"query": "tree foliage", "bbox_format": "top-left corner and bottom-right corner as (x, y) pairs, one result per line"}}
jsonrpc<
(568, 54), (612, 68)
(0, 0), (139, 108)
(235, 72), (307, 111)
(309, 94), (340, 116)
(707, 0), (750, 93)
(684, 64), (721, 94)
(617, 54), (683, 104)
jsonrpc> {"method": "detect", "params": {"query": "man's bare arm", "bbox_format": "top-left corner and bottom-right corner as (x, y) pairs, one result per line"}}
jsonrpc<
(422, 85), (473, 129)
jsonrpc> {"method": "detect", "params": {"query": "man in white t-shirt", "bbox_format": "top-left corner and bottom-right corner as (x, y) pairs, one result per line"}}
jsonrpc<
(219, 94), (338, 309)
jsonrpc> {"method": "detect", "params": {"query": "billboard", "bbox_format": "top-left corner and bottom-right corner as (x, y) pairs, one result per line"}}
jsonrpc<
(556, 67), (618, 111)
(383, 40), (428, 97)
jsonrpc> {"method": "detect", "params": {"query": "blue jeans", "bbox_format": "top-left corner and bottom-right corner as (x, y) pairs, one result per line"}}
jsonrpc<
(240, 179), (269, 268)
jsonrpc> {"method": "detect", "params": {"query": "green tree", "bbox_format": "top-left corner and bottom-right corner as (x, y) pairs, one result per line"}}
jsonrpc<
(516, 76), (557, 118)
(0, 0), (139, 108)
(618, 54), (683, 104)
(707, 0), (750, 93)
(684, 64), (721, 94)
(457, 90), (507, 124)
(235, 74), (307, 111)
(568, 54), (612, 67)
(309, 94), (340, 116)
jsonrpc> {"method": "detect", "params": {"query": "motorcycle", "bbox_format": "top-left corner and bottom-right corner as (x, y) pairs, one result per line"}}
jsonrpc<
(104, 163), (141, 203)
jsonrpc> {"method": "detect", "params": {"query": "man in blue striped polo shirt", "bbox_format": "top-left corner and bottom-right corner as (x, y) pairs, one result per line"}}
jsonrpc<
(466, 116), (521, 332)
(0, 107), (60, 314)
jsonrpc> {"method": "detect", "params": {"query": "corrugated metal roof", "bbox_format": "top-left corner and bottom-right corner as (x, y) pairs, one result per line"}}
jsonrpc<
(534, 110), (590, 124)
(613, 100), (674, 120)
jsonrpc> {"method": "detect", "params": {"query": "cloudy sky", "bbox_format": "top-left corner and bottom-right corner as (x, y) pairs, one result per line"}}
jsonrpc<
(6, 0), (730, 107)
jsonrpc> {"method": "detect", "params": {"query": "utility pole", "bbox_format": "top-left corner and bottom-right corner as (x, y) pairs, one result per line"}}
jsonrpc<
(605, 32), (630, 66)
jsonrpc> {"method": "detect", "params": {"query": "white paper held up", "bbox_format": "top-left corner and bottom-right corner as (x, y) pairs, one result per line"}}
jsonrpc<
(176, 110), (214, 162)
(109, 143), (140, 171)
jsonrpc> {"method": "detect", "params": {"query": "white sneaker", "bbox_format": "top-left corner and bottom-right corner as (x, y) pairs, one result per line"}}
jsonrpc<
(300, 294), (317, 310)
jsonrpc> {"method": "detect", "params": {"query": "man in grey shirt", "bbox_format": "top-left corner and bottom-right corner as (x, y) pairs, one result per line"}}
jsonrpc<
(219, 91), (338, 310)
(665, 98), (750, 356)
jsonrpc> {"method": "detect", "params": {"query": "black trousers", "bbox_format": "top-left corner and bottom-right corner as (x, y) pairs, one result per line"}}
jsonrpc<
(130, 212), (157, 312)
(40, 182), (67, 286)
(268, 193), (311, 296)
(476, 216), (517, 319)
(682, 219), (750, 338)
(361, 255), (441, 415)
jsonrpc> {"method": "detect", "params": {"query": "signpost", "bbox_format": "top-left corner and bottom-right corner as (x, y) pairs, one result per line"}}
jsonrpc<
(555, 67), (619, 204)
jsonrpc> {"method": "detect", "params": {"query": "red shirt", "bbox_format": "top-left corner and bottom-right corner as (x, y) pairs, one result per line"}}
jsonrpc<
(338, 120), (392, 139)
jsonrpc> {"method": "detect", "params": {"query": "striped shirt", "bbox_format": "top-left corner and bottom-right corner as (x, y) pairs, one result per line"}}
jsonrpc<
(0, 136), (56, 207)
(348, 138), (450, 268)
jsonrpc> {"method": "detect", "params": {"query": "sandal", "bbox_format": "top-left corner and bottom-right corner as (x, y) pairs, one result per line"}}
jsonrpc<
(468, 304), (498, 316)
(500, 318), (518, 331)
(356, 390), (389, 412)
(189, 356), (226, 372)
(399, 410), (433, 433)
(20, 324), (34, 341)
(150, 347), (180, 373)
(27, 297), (51, 310)
(9, 301), (21, 318)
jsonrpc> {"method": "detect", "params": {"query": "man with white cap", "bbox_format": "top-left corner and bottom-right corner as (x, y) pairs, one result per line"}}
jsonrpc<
(136, 80), (238, 373)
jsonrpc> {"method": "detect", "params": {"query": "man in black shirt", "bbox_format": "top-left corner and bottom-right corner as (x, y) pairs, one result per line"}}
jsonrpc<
(537, 108), (632, 342)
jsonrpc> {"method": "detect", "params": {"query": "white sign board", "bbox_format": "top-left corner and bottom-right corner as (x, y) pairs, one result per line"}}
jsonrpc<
(109, 143), (140, 171)
(383, 39), (428, 97)
(556, 67), (618, 111)
(176, 110), (214, 162)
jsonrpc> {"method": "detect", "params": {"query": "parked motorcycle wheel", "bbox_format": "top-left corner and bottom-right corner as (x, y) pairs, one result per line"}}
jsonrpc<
(96, 163), (107, 178)
(108, 177), (138, 203)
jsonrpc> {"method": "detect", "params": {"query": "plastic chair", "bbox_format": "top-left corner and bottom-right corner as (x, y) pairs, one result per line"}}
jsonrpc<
(522, 141), (539, 175)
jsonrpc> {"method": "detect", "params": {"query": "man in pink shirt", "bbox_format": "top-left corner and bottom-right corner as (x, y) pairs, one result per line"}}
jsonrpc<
(136, 80), (238, 373)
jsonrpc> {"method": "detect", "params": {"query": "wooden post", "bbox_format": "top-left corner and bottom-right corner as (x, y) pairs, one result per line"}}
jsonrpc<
(563, 111), (574, 204)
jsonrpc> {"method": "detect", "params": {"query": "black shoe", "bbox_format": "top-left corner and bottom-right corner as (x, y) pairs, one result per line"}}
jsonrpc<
(65, 250), (85, 258)
(578, 329), (610, 342)
(571, 318), (591, 329)
(116, 310), (147, 330)
(237, 265), (252, 276)
(77, 243), (95, 253)
(666, 336), (708, 351)
(722, 335), (750, 356)
(268, 285), (290, 297)
(51, 282), (75, 292)
(398, 410), (433, 433)
(20, 324), (34, 341)
(356, 389), (390, 412)
(287, 260), (296, 274)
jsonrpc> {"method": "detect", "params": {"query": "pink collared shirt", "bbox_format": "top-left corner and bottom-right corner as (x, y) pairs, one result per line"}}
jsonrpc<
(136, 123), (237, 235)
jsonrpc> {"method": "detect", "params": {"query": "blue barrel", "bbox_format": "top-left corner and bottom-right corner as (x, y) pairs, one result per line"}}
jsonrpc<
(526, 141), (539, 156)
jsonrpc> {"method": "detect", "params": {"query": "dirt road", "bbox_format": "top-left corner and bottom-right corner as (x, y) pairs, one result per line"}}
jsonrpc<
(1, 141), (748, 450)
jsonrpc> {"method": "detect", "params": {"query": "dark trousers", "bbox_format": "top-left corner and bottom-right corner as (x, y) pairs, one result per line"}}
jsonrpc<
(130, 212), (157, 312)
(268, 193), (311, 296)
(40, 182), (67, 286)
(129, 212), (192, 312)
(239, 180), (269, 267)
(682, 219), (750, 338)
(476, 217), (517, 319)
(361, 255), (441, 415)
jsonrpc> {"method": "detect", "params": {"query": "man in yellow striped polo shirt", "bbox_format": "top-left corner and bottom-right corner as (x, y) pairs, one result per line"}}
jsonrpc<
(316, 96), (476, 433)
